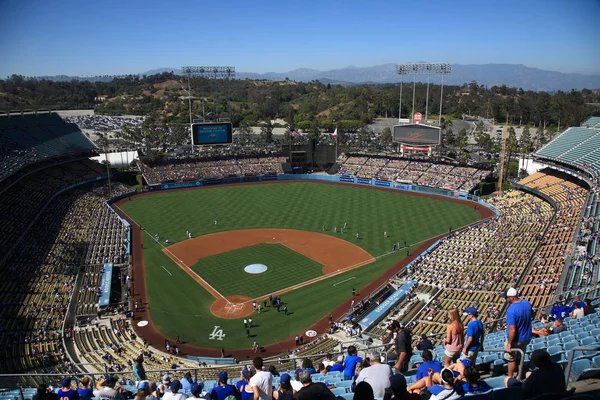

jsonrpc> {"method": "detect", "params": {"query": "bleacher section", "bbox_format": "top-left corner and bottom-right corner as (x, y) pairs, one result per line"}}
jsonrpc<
(0, 162), (130, 384)
(536, 127), (600, 176)
(140, 156), (286, 184)
(336, 154), (490, 191)
(0, 113), (97, 182)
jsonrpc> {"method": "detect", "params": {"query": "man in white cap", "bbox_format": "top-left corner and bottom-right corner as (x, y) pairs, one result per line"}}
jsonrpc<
(503, 287), (532, 379)
(463, 306), (485, 364)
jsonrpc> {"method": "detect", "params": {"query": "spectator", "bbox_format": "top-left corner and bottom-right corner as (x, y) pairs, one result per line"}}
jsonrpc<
(78, 377), (94, 400)
(386, 374), (422, 400)
(429, 369), (461, 400)
(462, 307), (484, 365)
(135, 381), (158, 400)
(94, 376), (125, 400)
(209, 372), (238, 400)
(570, 303), (584, 319)
(330, 356), (344, 372)
(392, 323), (412, 373)
(460, 367), (491, 394)
(443, 309), (464, 367)
(504, 349), (566, 398)
(583, 298), (595, 316)
(181, 372), (195, 392)
(249, 357), (273, 400)
(416, 334), (434, 351)
(272, 373), (295, 400)
(57, 377), (80, 400)
(532, 323), (552, 337)
(503, 288), (532, 379)
(353, 381), (375, 400)
(551, 319), (567, 334)
(301, 358), (316, 374)
(235, 369), (249, 392)
(239, 369), (256, 400)
(295, 370), (335, 400)
(133, 357), (147, 383)
(268, 365), (281, 377)
(33, 384), (58, 400)
(343, 345), (363, 381)
(163, 380), (187, 400)
(416, 350), (442, 380)
(323, 353), (335, 368)
(190, 383), (205, 400)
(355, 351), (392, 398)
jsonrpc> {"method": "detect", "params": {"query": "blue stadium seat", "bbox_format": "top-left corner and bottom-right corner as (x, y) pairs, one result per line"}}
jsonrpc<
(335, 381), (353, 388)
(593, 355), (600, 368)
(570, 359), (600, 382)
(465, 391), (493, 400)
(581, 337), (597, 346)
(559, 334), (575, 343)
(483, 376), (506, 389)
(547, 345), (565, 363)
(331, 387), (349, 396)
(337, 393), (354, 400)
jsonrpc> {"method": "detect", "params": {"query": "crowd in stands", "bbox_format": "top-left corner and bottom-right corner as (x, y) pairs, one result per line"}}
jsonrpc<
(0, 113), (97, 182)
(337, 154), (490, 192)
(140, 156), (286, 184)
(0, 160), (130, 384)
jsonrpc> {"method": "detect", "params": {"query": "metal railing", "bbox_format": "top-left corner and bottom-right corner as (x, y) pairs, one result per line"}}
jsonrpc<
(563, 345), (600, 386)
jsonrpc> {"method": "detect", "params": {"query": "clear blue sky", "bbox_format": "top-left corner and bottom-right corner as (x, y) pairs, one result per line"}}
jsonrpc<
(1, 0), (599, 77)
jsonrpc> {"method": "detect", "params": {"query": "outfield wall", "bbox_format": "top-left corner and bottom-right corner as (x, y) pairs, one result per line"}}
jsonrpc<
(140, 174), (501, 216)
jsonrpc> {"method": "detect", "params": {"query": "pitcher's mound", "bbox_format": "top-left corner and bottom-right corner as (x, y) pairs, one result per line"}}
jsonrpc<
(210, 295), (254, 319)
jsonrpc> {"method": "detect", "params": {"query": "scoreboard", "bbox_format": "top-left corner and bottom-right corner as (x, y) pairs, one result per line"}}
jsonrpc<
(393, 124), (441, 145)
(191, 122), (233, 145)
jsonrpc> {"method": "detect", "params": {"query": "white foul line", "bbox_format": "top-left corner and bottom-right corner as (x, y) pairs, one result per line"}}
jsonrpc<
(161, 265), (172, 276)
(333, 277), (356, 286)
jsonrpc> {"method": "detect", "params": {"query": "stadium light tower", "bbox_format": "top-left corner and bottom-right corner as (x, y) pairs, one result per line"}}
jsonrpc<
(396, 63), (451, 124)
(181, 66), (236, 124)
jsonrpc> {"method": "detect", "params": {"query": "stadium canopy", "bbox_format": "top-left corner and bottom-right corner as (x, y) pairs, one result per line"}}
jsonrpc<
(91, 150), (139, 169)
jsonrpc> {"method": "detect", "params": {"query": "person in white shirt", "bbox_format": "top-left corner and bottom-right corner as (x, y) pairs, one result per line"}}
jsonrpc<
(249, 357), (273, 400)
(161, 380), (187, 400)
(354, 351), (392, 398)
(570, 303), (585, 319)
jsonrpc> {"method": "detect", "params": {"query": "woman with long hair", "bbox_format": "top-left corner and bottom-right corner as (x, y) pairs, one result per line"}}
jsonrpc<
(443, 309), (464, 367)
(273, 373), (295, 400)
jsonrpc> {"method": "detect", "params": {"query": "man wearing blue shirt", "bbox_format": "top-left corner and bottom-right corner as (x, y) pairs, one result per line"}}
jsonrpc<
(416, 350), (442, 380)
(57, 378), (80, 400)
(463, 306), (485, 364)
(503, 288), (532, 379)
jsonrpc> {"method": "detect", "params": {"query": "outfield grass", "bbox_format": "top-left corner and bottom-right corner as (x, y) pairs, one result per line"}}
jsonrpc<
(121, 182), (481, 349)
(191, 243), (323, 298)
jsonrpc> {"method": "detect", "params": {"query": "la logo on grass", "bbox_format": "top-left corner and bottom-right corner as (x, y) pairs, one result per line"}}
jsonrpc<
(209, 325), (226, 340)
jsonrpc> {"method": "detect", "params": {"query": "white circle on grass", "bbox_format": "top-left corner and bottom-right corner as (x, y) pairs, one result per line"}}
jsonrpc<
(137, 320), (148, 327)
(244, 264), (268, 274)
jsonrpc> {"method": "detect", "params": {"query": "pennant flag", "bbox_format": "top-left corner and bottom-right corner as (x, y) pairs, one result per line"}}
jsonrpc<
(332, 128), (338, 138)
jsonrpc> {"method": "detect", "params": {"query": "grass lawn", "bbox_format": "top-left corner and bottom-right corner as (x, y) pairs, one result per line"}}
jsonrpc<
(191, 243), (323, 298)
(121, 182), (481, 349)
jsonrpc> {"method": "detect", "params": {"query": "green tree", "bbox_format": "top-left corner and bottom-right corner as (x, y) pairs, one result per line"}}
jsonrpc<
(308, 119), (320, 140)
(381, 127), (393, 148)
(519, 125), (534, 153)
(260, 120), (274, 143)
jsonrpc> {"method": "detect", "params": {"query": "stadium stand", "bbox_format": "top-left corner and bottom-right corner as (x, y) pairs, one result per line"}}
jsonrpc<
(0, 113), (97, 182)
(3, 113), (600, 400)
(336, 153), (491, 191)
(139, 156), (286, 184)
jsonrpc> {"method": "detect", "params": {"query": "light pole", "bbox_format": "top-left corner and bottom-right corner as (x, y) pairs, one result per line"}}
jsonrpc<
(181, 66), (236, 123)
(396, 63), (452, 124)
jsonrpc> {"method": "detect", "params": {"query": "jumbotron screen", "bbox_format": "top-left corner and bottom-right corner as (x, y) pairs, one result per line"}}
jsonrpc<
(393, 124), (441, 145)
(191, 122), (233, 145)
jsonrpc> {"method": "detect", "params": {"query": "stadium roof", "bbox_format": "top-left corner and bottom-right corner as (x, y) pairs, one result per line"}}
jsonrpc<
(581, 116), (600, 129)
(535, 126), (600, 177)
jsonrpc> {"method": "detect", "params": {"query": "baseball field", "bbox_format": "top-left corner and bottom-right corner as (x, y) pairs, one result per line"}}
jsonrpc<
(116, 181), (486, 355)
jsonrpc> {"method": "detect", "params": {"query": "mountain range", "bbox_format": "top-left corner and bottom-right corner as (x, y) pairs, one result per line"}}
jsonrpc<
(40, 63), (600, 91)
